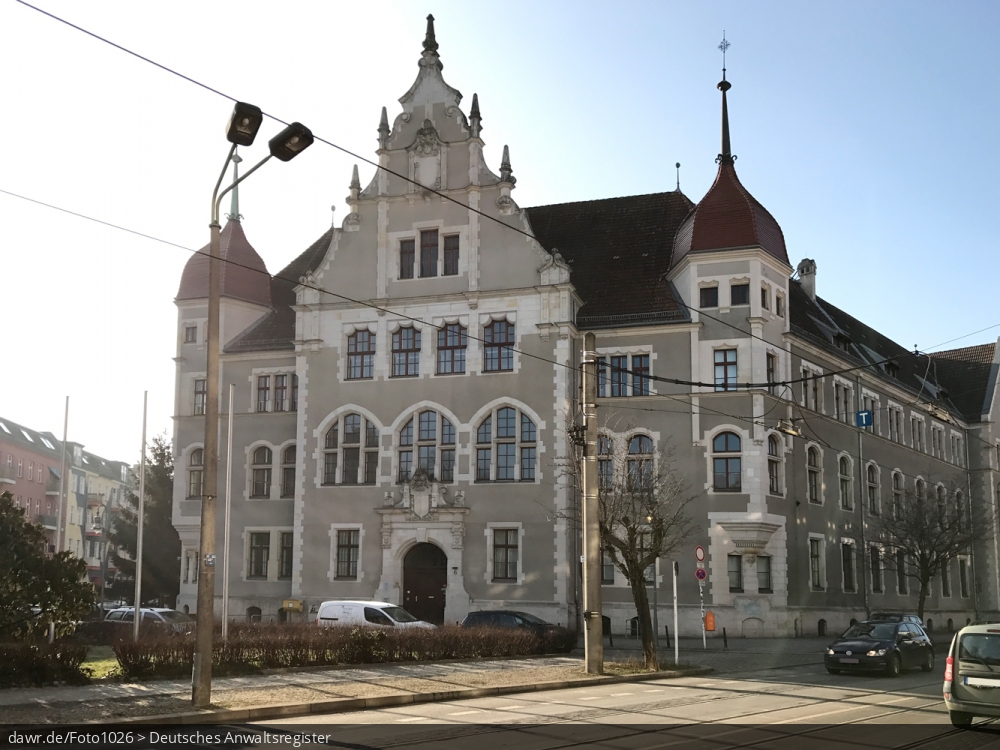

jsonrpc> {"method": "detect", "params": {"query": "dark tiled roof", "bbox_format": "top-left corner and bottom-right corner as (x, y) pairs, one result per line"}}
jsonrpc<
(672, 163), (788, 268)
(225, 228), (334, 353)
(524, 191), (695, 327)
(931, 344), (997, 422)
(177, 220), (272, 308)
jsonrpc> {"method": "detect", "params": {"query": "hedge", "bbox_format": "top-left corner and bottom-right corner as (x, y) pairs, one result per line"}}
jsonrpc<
(0, 642), (90, 687)
(112, 624), (575, 681)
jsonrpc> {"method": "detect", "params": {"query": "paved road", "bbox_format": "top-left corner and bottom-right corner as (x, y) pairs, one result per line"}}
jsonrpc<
(255, 662), (1000, 749)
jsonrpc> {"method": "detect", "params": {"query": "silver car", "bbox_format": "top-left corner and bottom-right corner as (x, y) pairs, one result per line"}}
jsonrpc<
(943, 622), (1000, 726)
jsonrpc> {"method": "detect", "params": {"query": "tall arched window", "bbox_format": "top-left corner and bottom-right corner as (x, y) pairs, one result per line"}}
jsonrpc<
(187, 449), (204, 498)
(712, 432), (741, 491)
(251, 447), (272, 498)
(437, 323), (467, 374)
(347, 330), (375, 380)
(867, 464), (880, 515)
(937, 485), (948, 525)
(598, 436), (613, 489)
(627, 435), (653, 488)
(323, 414), (379, 485)
(391, 327), (421, 377)
(892, 472), (903, 517)
(839, 456), (853, 509)
(483, 320), (515, 372)
(281, 446), (296, 498)
(956, 491), (965, 531)
(397, 410), (456, 482)
(475, 406), (537, 481)
(807, 447), (821, 504)
(916, 479), (926, 500)
(767, 435), (782, 495)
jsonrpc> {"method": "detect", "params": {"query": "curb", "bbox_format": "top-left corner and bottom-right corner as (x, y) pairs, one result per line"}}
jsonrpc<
(106, 667), (713, 726)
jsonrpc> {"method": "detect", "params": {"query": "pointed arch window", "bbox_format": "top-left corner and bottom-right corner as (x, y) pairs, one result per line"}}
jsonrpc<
(187, 449), (204, 498)
(484, 320), (515, 372)
(712, 432), (741, 491)
(398, 411), (456, 483)
(251, 447), (272, 498)
(323, 414), (378, 485)
(281, 446), (296, 498)
(839, 456), (853, 510)
(867, 464), (880, 515)
(807, 447), (821, 504)
(475, 406), (537, 481)
(347, 330), (376, 380)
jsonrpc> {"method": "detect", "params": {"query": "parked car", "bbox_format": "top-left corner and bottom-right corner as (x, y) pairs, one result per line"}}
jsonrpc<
(315, 600), (435, 629)
(943, 621), (1000, 727)
(460, 610), (575, 652)
(868, 612), (923, 626)
(825, 620), (934, 677)
(104, 607), (195, 634)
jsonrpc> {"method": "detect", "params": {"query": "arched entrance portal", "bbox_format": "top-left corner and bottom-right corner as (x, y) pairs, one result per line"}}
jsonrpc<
(403, 543), (447, 625)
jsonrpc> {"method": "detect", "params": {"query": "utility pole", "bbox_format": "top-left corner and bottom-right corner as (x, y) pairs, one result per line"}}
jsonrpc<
(221, 384), (235, 640)
(672, 560), (679, 665)
(133, 391), (147, 642)
(582, 331), (602, 674)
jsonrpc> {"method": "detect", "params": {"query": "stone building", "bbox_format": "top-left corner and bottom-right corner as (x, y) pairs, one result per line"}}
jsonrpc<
(171, 17), (1000, 636)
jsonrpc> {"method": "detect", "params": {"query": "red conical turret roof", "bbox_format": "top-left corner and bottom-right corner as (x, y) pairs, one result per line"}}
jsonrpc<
(176, 219), (272, 307)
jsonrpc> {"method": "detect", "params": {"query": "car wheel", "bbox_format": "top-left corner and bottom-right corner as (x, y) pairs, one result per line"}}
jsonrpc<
(950, 710), (973, 727)
(886, 653), (901, 678)
(920, 651), (934, 673)
(826, 667), (840, 675)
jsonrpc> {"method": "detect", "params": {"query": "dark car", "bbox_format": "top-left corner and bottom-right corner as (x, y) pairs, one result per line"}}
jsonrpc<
(825, 620), (935, 677)
(868, 612), (923, 626)
(460, 610), (575, 652)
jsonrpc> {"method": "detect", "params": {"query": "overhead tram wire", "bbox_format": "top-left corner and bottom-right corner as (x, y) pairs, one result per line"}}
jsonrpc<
(12, 2), (1000, 412)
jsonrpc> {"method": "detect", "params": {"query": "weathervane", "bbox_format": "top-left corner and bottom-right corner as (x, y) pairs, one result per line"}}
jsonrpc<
(718, 32), (730, 79)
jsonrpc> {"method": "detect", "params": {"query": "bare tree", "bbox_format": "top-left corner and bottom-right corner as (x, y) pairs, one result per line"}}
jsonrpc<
(872, 479), (991, 622)
(560, 418), (695, 670)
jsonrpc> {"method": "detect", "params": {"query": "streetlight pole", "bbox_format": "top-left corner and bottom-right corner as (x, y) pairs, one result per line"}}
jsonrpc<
(132, 391), (148, 642)
(191, 104), (313, 708)
(581, 331), (602, 674)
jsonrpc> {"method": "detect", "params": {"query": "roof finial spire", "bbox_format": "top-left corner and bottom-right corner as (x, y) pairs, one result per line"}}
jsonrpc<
(378, 106), (390, 149)
(469, 93), (482, 138)
(423, 14), (438, 54)
(715, 32), (735, 166)
(675, 162), (681, 191)
(500, 144), (516, 185)
(227, 150), (243, 222)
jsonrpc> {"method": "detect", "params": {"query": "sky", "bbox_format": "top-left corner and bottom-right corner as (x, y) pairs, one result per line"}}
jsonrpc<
(1, 1), (997, 462)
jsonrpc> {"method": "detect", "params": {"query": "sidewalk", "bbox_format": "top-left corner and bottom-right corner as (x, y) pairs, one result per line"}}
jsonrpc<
(602, 635), (829, 673)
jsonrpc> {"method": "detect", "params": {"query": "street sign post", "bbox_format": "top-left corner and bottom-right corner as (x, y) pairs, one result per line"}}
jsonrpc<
(672, 561), (679, 666)
(695, 567), (707, 579)
(695, 545), (706, 562)
(699, 580), (706, 649)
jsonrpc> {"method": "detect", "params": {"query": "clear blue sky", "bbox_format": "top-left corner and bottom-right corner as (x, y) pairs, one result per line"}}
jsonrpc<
(0, 0), (996, 460)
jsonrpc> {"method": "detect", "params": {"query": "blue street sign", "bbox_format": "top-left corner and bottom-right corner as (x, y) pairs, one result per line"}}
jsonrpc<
(855, 410), (873, 428)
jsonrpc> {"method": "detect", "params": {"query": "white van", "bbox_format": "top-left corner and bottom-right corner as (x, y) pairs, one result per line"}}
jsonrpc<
(315, 600), (435, 629)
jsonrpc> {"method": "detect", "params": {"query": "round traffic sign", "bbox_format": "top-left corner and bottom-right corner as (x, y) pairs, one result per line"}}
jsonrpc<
(695, 567), (707, 581)
(695, 545), (706, 562)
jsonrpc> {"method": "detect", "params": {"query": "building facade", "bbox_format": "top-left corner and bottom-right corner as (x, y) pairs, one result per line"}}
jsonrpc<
(171, 17), (1000, 636)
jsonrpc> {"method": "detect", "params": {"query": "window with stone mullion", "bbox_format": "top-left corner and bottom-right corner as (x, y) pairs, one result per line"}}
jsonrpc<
(420, 229), (438, 277)
(437, 323), (467, 374)
(392, 327), (421, 377)
(484, 320), (515, 372)
(347, 331), (375, 380)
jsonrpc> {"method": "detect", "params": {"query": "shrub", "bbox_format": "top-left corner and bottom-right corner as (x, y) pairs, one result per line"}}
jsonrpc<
(0, 642), (90, 687)
(111, 624), (562, 681)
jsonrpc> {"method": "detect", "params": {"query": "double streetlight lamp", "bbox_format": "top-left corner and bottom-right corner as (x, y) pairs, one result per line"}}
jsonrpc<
(192, 103), (313, 708)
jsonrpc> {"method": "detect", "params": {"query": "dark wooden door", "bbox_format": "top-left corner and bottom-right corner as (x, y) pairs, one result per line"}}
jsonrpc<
(403, 543), (447, 625)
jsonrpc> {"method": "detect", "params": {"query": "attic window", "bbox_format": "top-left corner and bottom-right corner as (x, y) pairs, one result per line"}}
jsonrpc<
(834, 335), (851, 353)
(0, 422), (9, 434)
(885, 361), (900, 379)
(40, 437), (55, 450)
(21, 430), (34, 443)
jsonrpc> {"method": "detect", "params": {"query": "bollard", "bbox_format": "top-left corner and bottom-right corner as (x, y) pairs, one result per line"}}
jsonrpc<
(665, 625), (671, 649)
(723, 627), (729, 651)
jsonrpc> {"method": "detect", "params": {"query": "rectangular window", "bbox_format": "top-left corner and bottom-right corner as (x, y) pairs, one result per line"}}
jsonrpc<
(871, 546), (883, 593)
(248, 532), (270, 579)
(443, 234), (459, 275)
(342, 448), (360, 485)
(632, 354), (650, 396)
(279, 532), (293, 579)
(492, 529), (518, 581)
(775, 294), (784, 318)
(290, 375), (298, 411)
(912, 418), (925, 452)
(417, 445), (435, 478)
(728, 554), (743, 593)
(323, 452), (338, 485)
(419, 229), (438, 277)
(274, 374), (287, 412)
(483, 320), (514, 372)
(714, 349), (737, 392)
(399, 239), (415, 279)
(700, 286), (718, 308)
(256, 375), (270, 413)
(766, 353), (776, 395)
(897, 551), (908, 594)
(184, 326), (197, 343)
(842, 542), (855, 592)
(602, 550), (615, 584)
(252, 467), (271, 498)
(364, 452), (378, 485)
(336, 530), (359, 580)
(959, 558), (970, 598)
(397, 450), (412, 482)
(520, 447), (536, 481)
(761, 286), (770, 310)
(757, 556), (772, 593)
(436, 323), (467, 374)
(440, 449), (455, 482)
(610, 355), (628, 397)
(941, 558), (952, 597)
(281, 465), (295, 498)
(596, 357), (607, 398)
(810, 538), (823, 589)
(392, 327), (421, 377)
(194, 379), (207, 416)
(496, 443), (516, 481)
(730, 283), (750, 305)
(476, 448), (491, 481)
(347, 331), (375, 380)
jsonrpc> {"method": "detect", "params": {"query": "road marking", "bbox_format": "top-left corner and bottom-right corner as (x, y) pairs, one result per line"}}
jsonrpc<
(580, 696), (600, 700)
(772, 695), (910, 724)
(493, 705), (525, 710)
(643, 689), (663, 693)
(395, 717), (429, 723)
(448, 710), (482, 716)
(611, 692), (635, 696)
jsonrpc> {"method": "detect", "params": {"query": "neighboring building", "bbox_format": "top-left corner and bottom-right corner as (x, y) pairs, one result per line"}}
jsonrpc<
(0, 417), (63, 552)
(171, 17), (1000, 635)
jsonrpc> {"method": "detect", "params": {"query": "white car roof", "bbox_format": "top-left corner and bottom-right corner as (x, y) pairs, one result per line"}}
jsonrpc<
(319, 600), (394, 607)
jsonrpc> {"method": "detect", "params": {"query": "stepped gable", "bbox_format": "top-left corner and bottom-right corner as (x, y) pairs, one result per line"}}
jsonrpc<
(176, 219), (272, 308)
(225, 228), (333, 353)
(525, 191), (694, 328)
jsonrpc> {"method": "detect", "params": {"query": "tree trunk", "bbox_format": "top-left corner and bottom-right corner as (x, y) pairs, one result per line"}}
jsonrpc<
(917, 577), (929, 622)
(629, 575), (658, 670)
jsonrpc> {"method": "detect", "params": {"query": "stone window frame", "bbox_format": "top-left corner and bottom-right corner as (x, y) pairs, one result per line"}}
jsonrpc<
(395, 408), (459, 484)
(345, 326), (377, 381)
(805, 442), (824, 505)
(389, 322), (423, 379)
(775, 291), (785, 318)
(595, 345), (657, 398)
(327, 523), (365, 583)
(891, 470), (904, 518)
(911, 413), (927, 452)
(468, 399), (545, 485)
(832, 376), (854, 424)
(861, 389), (881, 435)
(707, 426), (744, 495)
(837, 453), (854, 511)
(799, 361), (824, 413)
(886, 401), (904, 443)
(840, 537), (857, 593)
(485, 522), (524, 585)
(187, 447), (204, 499)
(865, 461), (881, 516)
(760, 282), (771, 312)
(248, 367), (298, 413)
(247, 442), (276, 501)
(388, 222), (466, 282)
(808, 533), (826, 591)
(729, 277), (751, 306)
(279, 441), (297, 499)
(434, 318), (469, 376)
(241, 525), (293, 583)
(766, 432), (785, 496)
(313, 406), (384, 490)
(698, 282), (719, 309)
(949, 429), (965, 467)
(869, 543), (885, 595)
